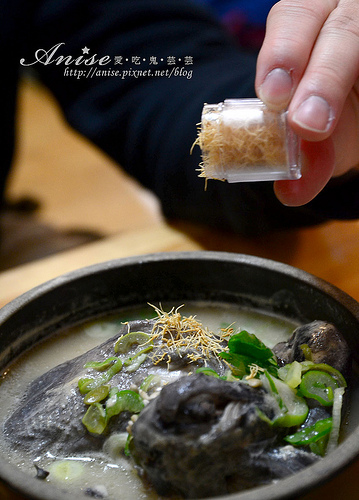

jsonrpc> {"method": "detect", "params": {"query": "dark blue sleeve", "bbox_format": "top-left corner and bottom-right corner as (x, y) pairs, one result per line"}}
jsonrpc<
(17, 0), (359, 235)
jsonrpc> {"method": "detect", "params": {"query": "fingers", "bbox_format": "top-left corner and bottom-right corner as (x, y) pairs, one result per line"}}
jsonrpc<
(330, 86), (359, 176)
(289, 0), (359, 141)
(256, 0), (359, 142)
(256, 0), (359, 207)
(274, 89), (359, 206)
(274, 139), (335, 206)
(256, 0), (334, 110)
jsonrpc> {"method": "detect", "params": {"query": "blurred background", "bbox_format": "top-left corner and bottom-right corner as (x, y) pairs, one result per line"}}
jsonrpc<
(3, 74), (359, 309)
(1, 75), (163, 270)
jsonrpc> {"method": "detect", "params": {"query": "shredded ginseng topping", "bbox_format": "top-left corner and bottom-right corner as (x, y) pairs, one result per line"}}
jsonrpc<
(148, 304), (230, 365)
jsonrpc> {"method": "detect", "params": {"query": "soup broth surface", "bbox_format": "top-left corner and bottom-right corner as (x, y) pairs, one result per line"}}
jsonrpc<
(0, 302), (299, 499)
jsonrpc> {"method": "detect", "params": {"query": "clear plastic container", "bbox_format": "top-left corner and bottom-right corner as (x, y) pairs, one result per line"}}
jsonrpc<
(197, 98), (301, 182)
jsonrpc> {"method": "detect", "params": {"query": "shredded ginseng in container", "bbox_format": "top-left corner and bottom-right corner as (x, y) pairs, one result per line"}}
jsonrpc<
(194, 99), (301, 183)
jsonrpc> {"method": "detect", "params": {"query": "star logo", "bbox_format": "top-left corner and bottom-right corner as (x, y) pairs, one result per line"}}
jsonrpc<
(82, 46), (90, 54)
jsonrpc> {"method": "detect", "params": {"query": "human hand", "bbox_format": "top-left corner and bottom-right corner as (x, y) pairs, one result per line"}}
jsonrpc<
(255, 0), (359, 206)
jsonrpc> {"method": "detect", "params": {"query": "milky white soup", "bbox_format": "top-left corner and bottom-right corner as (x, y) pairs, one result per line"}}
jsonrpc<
(0, 302), (299, 500)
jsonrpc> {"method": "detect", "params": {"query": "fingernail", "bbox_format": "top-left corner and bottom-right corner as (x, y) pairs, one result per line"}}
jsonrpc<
(292, 95), (333, 133)
(259, 68), (293, 109)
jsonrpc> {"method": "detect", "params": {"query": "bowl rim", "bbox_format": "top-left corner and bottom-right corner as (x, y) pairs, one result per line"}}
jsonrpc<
(0, 250), (358, 500)
(1, 250), (359, 322)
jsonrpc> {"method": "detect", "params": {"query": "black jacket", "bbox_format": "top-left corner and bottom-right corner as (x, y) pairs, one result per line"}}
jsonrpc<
(2, 0), (359, 236)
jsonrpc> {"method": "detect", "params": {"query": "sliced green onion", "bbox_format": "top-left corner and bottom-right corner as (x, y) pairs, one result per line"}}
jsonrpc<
(106, 389), (144, 420)
(278, 360), (302, 389)
(223, 370), (240, 382)
(124, 353), (148, 372)
(300, 360), (315, 371)
(300, 370), (339, 406)
(301, 363), (347, 388)
(82, 402), (107, 434)
(124, 433), (133, 457)
(273, 400), (309, 428)
(309, 435), (330, 456)
(300, 344), (313, 361)
(140, 374), (162, 392)
(264, 370), (279, 395)
(82, 389), (144, 435)
(123, 343), (153, 371)
(83, 357), (118, 371)
(103, 432), (129, 458)
(262, 372), (308, 427)
(48, 460), (84, 481)
(195, 367), (220, 377)
(84, 385), (110, 405)
(78, 378), (94, 394)
(78, 358), (123, 394)
(114, 331), (152, 354)
(326, 387), (345, 454)
(284, 417), (332, 446)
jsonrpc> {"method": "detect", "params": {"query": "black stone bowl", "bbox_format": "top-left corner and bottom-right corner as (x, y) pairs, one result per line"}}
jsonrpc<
(0, 251), (359, 500)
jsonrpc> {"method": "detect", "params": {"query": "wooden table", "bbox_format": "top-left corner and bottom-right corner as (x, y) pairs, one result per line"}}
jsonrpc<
(1, 218), (359, 308)
(1, 218), (359, 499)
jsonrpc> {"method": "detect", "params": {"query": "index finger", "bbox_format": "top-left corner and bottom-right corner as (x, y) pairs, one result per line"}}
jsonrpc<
(287, 0), (359, 140)
(255, 0), (337, 110)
